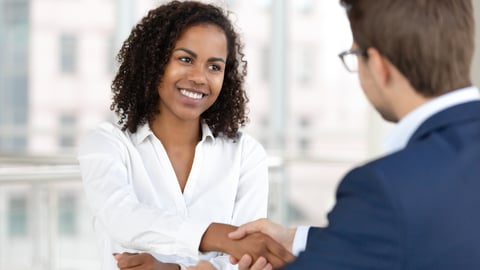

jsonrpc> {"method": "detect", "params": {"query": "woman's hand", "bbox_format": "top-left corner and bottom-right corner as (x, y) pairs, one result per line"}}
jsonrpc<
(114, 252), (180, 270)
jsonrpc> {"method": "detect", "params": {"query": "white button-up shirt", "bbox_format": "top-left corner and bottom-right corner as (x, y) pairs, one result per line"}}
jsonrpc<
(78, 121), (269, 269)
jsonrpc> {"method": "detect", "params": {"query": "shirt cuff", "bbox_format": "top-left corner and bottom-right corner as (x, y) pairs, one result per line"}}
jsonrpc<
(175, 220), (211, 258)
(292, 226), (310, 256)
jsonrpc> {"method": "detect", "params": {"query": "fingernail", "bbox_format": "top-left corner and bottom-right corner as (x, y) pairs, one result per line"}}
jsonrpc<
(113, 253), (122, 260)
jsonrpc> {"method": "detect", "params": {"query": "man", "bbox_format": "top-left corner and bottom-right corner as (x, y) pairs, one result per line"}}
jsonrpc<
(229, 0), (480, 269)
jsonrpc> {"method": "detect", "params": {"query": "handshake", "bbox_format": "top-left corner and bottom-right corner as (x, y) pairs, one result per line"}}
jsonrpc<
(114, 218), (297, 270)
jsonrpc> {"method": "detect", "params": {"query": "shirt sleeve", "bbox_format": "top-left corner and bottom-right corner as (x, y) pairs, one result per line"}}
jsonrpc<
(208, 255), (238, 270)
(77, 124), (210, 259)
(200, 134), (268, 269)
(230, 134), (269, 225)
(183, 134), (269, 270)
(292, 226), (310, 256)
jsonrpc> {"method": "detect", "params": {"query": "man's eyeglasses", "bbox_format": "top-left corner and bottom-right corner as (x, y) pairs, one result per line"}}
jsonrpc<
(338, 49), (367, 73)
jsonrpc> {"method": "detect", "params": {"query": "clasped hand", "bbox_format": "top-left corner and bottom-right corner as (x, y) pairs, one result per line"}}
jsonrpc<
(228, 218), (297, 270)
(225, 231), (294, 269)
(113, 219), (295, 270)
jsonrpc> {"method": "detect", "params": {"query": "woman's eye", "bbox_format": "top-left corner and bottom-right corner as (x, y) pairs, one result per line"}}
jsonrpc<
(179, 57), (192, 63)
(209, 65), (221, 71)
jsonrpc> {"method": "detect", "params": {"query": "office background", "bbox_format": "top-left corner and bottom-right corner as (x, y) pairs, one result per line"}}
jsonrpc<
(1, 0), (480, 269)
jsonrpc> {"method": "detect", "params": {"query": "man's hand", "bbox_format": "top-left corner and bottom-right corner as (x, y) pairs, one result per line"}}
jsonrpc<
(228, 218), (297, 253)
(114, 252), (180, 270)
(233, 254), (272, 270)
(228, 231), (294, 268)
(200, 223), (294, 269)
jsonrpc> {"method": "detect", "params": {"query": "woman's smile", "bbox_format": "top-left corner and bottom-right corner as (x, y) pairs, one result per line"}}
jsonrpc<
(179, 88), (206, 100)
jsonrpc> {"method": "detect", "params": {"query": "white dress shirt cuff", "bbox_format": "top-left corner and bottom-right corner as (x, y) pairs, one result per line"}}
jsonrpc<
(292, 226), (310, 256)
(175, 220), (212, 258)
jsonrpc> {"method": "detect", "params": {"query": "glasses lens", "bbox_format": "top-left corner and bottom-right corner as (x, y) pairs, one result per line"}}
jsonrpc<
(344, 53), (358, 72)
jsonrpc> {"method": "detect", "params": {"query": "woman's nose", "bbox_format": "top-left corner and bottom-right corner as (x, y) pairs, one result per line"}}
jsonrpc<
(187, 64), (207, 85)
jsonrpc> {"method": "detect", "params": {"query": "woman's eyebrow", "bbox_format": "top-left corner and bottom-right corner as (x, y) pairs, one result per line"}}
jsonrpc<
(174, 47), (225, 63)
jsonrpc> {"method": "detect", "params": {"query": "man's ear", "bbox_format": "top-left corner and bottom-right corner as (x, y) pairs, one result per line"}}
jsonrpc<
(365, 47), (391, 87)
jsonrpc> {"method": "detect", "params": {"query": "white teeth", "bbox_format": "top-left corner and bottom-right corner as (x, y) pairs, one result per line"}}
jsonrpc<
(180, 89), (203, 100)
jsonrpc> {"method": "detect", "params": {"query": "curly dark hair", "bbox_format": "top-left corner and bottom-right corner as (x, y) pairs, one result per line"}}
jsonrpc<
(110, 0), (248, 138)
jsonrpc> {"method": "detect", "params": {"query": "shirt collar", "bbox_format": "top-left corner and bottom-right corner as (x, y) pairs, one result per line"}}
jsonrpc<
(132, 122), (153, 145)
(131, 120), (216, 145)
(200, 120), (216, 143)
(383, 86), (480, 154)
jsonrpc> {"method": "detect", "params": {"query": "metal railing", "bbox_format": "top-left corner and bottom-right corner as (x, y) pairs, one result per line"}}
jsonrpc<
(0, 153), (354, 270)
(0, 155), (292, 270)
(0, 157), (100, 270)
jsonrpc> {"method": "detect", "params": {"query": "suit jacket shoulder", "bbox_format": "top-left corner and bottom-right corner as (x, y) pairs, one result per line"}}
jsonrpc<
(285, 101), (480, 270)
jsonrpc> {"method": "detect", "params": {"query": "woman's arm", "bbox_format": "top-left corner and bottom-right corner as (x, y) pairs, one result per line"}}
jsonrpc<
(78, 124), (210, 259)
(199, 135), (294, 268)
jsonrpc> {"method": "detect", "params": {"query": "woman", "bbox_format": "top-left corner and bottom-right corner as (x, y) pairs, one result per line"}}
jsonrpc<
(78, 1), (292, 269)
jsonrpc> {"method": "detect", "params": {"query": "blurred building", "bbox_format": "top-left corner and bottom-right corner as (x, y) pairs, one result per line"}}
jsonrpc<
(6, 0), (480, 269)
(0, 0), (30, 152)
(0, 1), (363, 269)
(0, 0), (370, 157)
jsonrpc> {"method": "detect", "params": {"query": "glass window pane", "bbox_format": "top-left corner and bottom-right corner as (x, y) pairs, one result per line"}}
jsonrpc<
(8, 196), (28, 237)
(60, 34), (77, 73)
(58, 194), (77, 236)
(59, 114), (77, 148)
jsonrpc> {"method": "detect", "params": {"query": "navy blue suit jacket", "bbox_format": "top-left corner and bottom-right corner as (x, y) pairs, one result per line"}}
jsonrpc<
(284, 101), (480, 269)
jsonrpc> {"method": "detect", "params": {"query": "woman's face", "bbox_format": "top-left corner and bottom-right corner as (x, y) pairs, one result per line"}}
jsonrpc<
(156, 23), (228, 123)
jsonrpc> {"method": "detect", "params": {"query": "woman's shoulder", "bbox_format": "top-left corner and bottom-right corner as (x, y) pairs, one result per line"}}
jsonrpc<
(236, 131), (261, 145)
(217, 131), (266, 154)
(201, 121), (266, 154)
(78, 121), (132, 156)
(88, 121), (129, 141)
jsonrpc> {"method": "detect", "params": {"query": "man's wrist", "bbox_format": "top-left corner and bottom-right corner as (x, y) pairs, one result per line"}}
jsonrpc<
(287, 227), (297, 253)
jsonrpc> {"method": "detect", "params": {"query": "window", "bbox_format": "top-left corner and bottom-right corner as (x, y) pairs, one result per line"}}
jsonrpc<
(0, 77), (28, 152)
(60, 34), (77, 73)
(59, 113), (77, 148)
(259, 116), (270, 148)
(298, 116), (311, 152)
(3, 0), (29, 25)
(294, 46), (315, 85)
(8, 196), (28, 237)
(261, 46), (271, 82)
(225, 0), (236, 8)
(256, 0), (272, 9)
(293, 0), (314, 15)
(0, 0), (29, 153)
(107, 36), (117, 74)
(58, 194), (77, 236)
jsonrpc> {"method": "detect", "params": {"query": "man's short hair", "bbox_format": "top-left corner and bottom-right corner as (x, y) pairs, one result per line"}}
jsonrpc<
(340, 0), (475, 96)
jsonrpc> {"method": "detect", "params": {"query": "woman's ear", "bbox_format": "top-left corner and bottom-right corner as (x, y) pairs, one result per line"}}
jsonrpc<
(365, 47), (391, 88)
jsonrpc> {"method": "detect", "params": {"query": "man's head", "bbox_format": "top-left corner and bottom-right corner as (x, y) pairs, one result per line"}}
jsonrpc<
(340, 0), (475, 98)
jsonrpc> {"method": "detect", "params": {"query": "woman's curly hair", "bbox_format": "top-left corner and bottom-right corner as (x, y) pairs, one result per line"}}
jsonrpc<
(110, 0), (248, 139)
